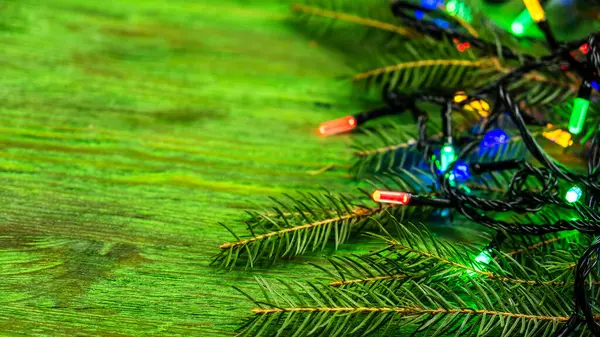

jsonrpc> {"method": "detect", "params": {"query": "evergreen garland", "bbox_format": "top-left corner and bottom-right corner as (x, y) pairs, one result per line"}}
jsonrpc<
(214, 0), (600, 335)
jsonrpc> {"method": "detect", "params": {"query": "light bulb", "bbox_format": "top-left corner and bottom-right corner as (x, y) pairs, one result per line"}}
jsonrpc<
(569, 98), (589, 135)
(372, 190), (411, 205)
(318, 116), (357, 136)
(565, 186), (582, 203)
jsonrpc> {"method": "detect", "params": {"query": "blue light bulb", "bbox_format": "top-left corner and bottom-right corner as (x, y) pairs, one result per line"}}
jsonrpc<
(591, 81), (599, 92)
(482, 129), (509, 147)
(414, 10), (425, 20)
(453, 159), (471, 182)
(421, 0), (443, 10)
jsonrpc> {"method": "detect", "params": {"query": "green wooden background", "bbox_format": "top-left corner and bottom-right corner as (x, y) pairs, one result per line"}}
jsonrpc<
(0, 0), (594, 335)
(0, 0), (376, 335)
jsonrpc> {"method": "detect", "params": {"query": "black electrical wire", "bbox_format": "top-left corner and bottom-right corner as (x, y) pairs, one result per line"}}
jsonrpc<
(377, 6), (600, 331)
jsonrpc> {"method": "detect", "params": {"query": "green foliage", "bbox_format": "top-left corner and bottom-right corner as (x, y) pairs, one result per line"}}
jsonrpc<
(214, 191), (405, 268)
(292, 0), (579, 103)
(221, 1), (600, 335)
(235, 220), (599, 337)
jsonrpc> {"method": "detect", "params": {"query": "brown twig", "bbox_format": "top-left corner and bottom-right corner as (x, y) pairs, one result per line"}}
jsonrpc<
(252, 306), (594, 322)
(220, 208), (379, 250)
(352, 59), (492, 82)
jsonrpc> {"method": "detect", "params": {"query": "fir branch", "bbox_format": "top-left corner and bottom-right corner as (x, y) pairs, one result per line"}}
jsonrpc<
(331, 240), (600, 288)
(291, 3), (416, 37)
(237, 277), (588, 337)
(352, 58), (493, 82)
(220, 207), (377, 250)
(323, 217), (595, 289)
(214, 191), (416, 268)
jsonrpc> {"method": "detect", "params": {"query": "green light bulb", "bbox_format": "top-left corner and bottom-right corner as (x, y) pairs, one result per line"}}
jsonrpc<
(569, 98), (590, 135)
(475, 250), (491, 264)
(510, 10), (533, 36)
(440, 144), (456, 172)
(444, 0), (472, 22)
(511, 22), (524, 35)
(565, 186), (582, 203)
(446, 0), (458, 13)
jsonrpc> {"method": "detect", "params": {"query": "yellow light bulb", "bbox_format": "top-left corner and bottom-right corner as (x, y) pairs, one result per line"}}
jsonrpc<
(523, 0), (546, 23)
(454, 92), (490, 118)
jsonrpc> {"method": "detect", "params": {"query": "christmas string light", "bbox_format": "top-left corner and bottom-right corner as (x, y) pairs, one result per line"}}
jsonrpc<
(231, 2), (600, 335)
(481, 129), (509, 147)
(542, 128), (573, 148)
(565, 186), (582, 203)
(474, 249), (492, 264)
(372, 190), (453, 207)
(522, 0), (546, 23)
(317, 106), (398, 136)
(321, 3), (600, 335)
(510, 9), (533, 36)
(445, 0), (472, 23)
(421, 0), (443, 10)
(372, 190), (410, 205)
(453, 91), (490, 117)
(440, 144), (456, 172)
(318, 116), (357, 136)
(569, 82), (592, 135)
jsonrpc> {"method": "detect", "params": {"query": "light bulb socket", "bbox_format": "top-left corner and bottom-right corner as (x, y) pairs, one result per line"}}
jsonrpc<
(578, 81), (592, 99)
(355, 106), (397, 124)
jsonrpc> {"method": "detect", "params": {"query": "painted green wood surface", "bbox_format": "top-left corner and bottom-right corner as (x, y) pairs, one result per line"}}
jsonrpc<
(0, 0), (380, 335)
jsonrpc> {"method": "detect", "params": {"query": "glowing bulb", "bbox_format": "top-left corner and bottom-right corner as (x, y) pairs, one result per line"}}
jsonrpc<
(523, 0), (546, 23)
(421, 0), (443, 10)
(510, 9), (533, 36)
(454, 92), (490, 117)
(482, 129), (509, 147)
(414, 10), (425, 20)
(453, 160), (471, 182)
(475, 250), (492, 264)
(565, 186), (582, 203)
(542, 129), (573, 148)
(440, 144), (456, 172)
(569, 98), (590, 135)
(446, 0), (457, 13)
(372, 190), (411, 205)
(511, 22), (524, 35)
(444, 0), (472, 22)
(318, 116), (357, 136)
(453, 92), (468, 103)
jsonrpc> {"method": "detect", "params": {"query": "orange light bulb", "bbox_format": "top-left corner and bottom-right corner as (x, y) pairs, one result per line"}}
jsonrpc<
(372, 190), (411, 205)
(318, 116), (357, 136)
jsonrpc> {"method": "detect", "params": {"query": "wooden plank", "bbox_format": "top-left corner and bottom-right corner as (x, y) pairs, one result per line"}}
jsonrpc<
(0, 0), (383, 335)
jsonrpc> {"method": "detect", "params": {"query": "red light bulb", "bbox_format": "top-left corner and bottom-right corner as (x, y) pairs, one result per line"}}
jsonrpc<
(318, 116), (357, 136)
(372, 190), (411, 205)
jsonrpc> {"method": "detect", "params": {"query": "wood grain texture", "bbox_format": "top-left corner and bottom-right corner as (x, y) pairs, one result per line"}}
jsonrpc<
(0, 0), (382, 335)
